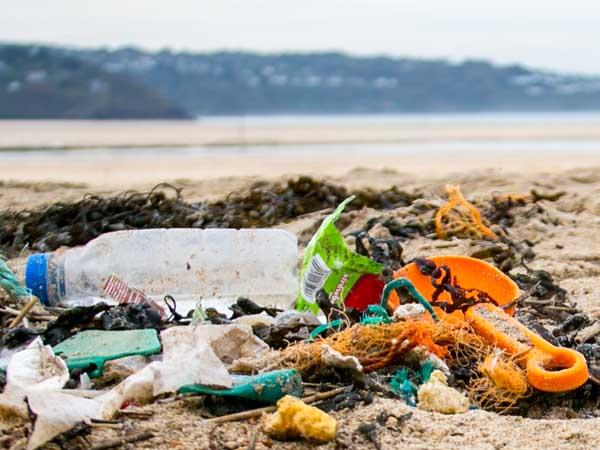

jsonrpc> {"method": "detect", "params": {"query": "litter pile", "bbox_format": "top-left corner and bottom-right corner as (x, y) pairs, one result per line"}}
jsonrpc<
(0, 178), (598, 449)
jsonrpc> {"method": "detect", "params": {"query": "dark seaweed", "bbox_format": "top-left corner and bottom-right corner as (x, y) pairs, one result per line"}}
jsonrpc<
(0, 178), (417, 254)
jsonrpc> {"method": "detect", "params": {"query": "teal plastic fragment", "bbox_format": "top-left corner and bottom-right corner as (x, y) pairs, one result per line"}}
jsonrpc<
(307, 319), (344, 341)
(390, 368), (418, 406)
(179, 369), (302, 404)
(419, 360), (435, 383)
(360, 304), (392, 325)
(53, 329), (161, 378)
(390, 360), (438, 407)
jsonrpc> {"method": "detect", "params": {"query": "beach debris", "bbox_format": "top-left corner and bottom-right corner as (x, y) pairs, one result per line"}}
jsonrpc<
(103, 274), (166, 320)
(229, 297), (282, 319)
(152, 326), (233, 394)
(469, 349), (530, 412)
(24, 228), (298, 312)
(0, 339), (105, 450)
(466, 303), (589, 392)
(94, 355), (149, 387)
(179, 369), (302, 404)
(297, 196), (384, 314)
(390, 362), (434, 406)
(417, 369), (469, 414)
(53, 329), (161, 378)
(193, 323), (269, 366)
(253, 311), (321, 349)
(321, 344), (363, 372)
(393, 303), (426, 320)
(387, 255), (520, 316)
(263, 395), (338, 442)
(435, 185), (497, 240)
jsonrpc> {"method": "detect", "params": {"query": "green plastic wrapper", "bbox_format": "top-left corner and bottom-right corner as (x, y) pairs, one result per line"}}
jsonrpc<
(296, 196), (384, 313)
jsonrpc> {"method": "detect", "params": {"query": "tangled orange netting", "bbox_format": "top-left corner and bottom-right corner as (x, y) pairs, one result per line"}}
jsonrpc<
(276, 318), (485, 376)
(435, 185), (497, 240)
(469, 349), (531, 413)
(272, 316), (531, 412)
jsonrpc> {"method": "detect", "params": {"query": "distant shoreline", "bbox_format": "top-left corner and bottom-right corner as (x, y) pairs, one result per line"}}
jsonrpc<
(2, 114), (600, 150)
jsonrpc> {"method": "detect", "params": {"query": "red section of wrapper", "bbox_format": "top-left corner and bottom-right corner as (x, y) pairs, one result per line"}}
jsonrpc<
(343, 273), (385, 311)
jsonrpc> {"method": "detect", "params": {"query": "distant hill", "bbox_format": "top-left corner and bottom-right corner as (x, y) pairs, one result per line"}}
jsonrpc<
(0, 45), (187, 119)
(2, 43), (600, 118)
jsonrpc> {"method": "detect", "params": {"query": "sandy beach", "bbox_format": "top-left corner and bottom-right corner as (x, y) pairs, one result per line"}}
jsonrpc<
(1, 118), (599, 449)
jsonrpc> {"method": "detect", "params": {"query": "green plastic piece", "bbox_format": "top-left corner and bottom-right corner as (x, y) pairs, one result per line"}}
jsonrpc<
(307, 319), (344, 341)
(53, 329), (161, 378)
(361, 304), (391, 325)
(297, 196), (383, 314)
(179, 369), (302, 404)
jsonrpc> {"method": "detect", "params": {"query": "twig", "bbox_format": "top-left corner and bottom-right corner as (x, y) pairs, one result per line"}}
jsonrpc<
(1, 305), (56, 321)
(85, 418), (123, 430)
(9, 296), (39, 328)
(157, 393), (204, 404)
(90, 431), (154, 450)
(207, 386), (349, 424)
(117, 408), (154, 418)
(61, 389), (108, 398)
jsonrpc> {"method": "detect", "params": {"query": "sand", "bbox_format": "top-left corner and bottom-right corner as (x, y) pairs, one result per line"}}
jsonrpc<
(1, 120), (599, 449)
(3, 118), (600, 150)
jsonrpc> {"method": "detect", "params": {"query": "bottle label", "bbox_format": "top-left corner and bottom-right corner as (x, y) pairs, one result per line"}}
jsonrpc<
(103, 274), (167, 319)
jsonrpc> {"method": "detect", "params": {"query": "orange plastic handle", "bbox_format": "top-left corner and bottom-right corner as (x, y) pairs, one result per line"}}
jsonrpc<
(465, 303), (589, 393)
(389, 255), (520, 316)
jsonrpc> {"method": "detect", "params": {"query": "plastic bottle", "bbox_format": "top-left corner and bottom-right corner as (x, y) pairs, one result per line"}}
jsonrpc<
(25, 228), (298, 312)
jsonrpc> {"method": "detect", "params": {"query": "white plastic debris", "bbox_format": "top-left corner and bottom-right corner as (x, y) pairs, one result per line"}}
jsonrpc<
(393, 303), (426, 320)
(25, 391), (103, 450)
(6, 338), (69, 392)
(321, 345), (363, 372)
(234, 312), (275, 328)
(0, 339), (103, 450)
(152, 326), (233, 395)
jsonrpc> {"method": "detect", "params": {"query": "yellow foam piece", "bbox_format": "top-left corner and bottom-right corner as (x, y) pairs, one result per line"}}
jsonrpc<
(263, 395), (337, 443)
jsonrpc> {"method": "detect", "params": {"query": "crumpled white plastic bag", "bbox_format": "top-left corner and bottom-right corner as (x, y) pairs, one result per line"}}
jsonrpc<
(152, 326), (233, 395)
(6, 338), (69, 392)
(0, 338), (103, 450)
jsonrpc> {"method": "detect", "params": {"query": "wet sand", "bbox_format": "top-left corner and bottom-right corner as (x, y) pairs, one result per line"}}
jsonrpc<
(1, 119), (599, 449)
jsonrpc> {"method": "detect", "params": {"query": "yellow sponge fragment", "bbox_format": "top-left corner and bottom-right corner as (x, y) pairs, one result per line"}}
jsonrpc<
(263, 395), (337, 443)
(417, 370), (469, 414)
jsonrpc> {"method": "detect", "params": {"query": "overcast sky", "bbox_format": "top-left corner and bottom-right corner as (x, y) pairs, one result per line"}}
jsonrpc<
(3, 0), (600, 74)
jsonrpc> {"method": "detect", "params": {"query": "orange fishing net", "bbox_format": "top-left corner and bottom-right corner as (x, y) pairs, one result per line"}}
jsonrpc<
(435, 185), (497, 240)
(469, 349), (531, 413)
(272, 315), (534, 412)
(276, 318), (487, 376)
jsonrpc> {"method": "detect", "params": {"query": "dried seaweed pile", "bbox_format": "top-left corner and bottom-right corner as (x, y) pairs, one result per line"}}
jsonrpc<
(0, 177), (417, 254)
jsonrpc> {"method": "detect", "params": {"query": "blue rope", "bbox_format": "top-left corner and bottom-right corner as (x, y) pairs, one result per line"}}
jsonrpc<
(0, 257), (31, 299)
(380, 278), (439, 321)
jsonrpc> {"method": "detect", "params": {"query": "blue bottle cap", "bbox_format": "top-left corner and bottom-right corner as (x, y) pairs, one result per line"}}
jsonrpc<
(25, 253), (49, 306)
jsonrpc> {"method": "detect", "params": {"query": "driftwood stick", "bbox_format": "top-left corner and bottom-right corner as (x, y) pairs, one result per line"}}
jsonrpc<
(207, 386), (349, 424)
(90, 431), (154, 450)
(9, 296), (39, 328)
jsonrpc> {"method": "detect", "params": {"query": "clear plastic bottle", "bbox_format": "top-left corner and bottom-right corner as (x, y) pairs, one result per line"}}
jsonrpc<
(25, 228), (298, 312)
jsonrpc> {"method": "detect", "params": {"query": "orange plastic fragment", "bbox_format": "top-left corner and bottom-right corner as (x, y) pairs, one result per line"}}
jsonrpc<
(465, 303), (589, 393)
(388, 255), (520, 316)
(435, 185), (497, 240)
